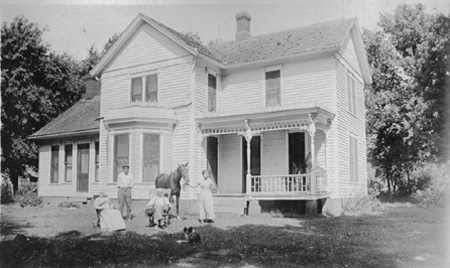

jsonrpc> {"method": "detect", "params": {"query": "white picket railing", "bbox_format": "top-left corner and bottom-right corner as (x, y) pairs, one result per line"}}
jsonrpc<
(249, 174), (311, 194)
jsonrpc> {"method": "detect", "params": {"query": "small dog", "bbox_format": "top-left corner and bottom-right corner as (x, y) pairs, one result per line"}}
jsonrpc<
(177, 227), (201, 244)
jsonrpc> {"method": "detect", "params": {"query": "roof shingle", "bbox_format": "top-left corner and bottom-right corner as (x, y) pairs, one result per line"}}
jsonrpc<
(30, 96), (100, 139)
(207, 18), (355, 65)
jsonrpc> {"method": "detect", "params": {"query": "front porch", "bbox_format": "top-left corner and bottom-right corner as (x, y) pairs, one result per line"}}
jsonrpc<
(196, 105), (335, 204)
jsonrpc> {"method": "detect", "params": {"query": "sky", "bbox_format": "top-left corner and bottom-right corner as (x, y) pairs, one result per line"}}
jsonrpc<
(1, 0), (450, 61)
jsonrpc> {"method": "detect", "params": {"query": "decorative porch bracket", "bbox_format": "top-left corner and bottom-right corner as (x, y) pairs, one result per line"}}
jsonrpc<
(237, 119), (260, 194)
(196, 123), (210, 143)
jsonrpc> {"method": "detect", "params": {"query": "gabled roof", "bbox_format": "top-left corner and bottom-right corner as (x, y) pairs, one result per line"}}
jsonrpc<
(90, 13), (222, 77)
(207, 18), (354, 66)
(29, 95), (100, 140)
(91, 14), (371, 84)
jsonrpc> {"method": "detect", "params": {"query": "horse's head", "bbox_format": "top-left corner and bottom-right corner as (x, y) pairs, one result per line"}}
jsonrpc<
(178, 162), (190, 183)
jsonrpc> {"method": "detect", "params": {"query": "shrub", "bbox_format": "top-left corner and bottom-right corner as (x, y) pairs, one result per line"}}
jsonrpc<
(412, 161), (450, 208)
(342, 192), (383, 216)
(1, 175), (15, 204)
(14, 182), (43, 207)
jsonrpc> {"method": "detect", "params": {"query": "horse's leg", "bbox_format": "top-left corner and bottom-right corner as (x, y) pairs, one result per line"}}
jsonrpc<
(176, 192), (180, 219)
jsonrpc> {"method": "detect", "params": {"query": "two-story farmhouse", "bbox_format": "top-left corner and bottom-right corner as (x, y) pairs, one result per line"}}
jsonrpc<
(30, 12), (372, 215)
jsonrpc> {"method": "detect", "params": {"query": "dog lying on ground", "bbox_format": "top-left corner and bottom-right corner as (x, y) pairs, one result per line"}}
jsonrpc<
(176, 227), (201, 243)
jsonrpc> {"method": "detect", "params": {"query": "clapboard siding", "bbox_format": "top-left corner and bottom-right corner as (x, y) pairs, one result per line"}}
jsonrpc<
(282, 58), (335, 110)
(218, 134), (242, 193)
(218, 58), (335, 112)
(262, 131), (288, 175)
(105, 23), (190, 73)
(335, 58), (367, 197)
(338, 36), (361, 76)
(220, 68), (264, 111)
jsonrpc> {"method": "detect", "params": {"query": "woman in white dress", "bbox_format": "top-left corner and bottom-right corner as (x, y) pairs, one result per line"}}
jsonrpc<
(188, 170), (216, 223)
(94, 192), (126, 232)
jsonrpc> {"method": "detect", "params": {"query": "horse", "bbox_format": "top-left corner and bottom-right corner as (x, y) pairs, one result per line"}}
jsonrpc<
(154, 163), (190, 218)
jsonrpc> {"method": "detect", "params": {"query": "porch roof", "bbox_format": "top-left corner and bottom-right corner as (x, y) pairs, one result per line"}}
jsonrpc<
(196, 105), (334, 135)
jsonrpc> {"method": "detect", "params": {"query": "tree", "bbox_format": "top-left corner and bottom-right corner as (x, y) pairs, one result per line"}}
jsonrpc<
(80, 32), (121, 77)
(364, 4), (450, 195)
(1, 16), (85, 190)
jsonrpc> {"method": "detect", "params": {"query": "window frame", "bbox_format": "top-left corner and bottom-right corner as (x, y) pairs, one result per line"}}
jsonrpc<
(348, 133), (359, 182)
(207, 71), (217, 112)
(113, 133), (130, 182)
(64, 144), (73, 183)
(264, 66), (282, 107)
(130, 73), (159, 103)
(142, 133), (161, 183)
(50, 145), (59, 183)
(347, 71), (357, 116)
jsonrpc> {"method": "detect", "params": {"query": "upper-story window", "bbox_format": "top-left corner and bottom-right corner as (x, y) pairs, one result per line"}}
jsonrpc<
(208, 73), (217, 112)
(347, 72), (357, 115)
(131, 74), (158, 103)
(265, 69), (281, 106)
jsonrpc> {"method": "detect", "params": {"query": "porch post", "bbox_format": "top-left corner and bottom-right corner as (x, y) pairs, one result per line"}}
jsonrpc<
(238, 119), (259, 195)
(309, 113), (318, 194)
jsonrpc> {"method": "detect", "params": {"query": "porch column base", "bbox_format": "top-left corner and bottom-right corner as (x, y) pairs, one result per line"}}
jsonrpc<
(246, 200), (262, 215)
(322, 197), (344, 216)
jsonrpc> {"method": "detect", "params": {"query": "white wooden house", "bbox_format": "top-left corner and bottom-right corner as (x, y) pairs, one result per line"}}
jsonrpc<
(30, 12), (372, 215)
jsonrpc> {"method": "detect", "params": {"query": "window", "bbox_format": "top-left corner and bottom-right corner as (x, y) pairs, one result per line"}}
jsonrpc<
(145, 75), (158, 102)
(347, 72), (357, 115)
(349, 135), (358, 182)
(114, 134), (129, 182)
(142, 134), (160, 182)
(131, 74), (158, 102)
(265, 70), (281, 106)
(51, 146), (59, 183)
(64, 145), (72, 182)
(208, 73), (217, 112)
(95, 142), (99, 182)
(131, 77), (143, 101)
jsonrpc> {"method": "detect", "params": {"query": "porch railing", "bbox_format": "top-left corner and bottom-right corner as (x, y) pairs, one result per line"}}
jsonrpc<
(249, 174), (311, 194)
(248, 167), (328, 195)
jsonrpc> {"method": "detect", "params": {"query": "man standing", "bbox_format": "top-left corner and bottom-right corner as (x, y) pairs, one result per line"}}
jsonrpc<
(117, 165), (134, 222)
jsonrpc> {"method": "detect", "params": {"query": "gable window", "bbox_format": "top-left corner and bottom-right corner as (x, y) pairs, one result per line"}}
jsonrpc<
(208, 73), (217, 112)
(95, 142), (99, 182)
(265, 69), (281, 106)
(64, 144), (73, 182)
(51, 145), (59, 183)
(349, 135), (358, 182)
(131, 74), (158, 102)
(142, 133), (160, 182)
(347, 72), (357, 115)
(114, 134), (129, 182)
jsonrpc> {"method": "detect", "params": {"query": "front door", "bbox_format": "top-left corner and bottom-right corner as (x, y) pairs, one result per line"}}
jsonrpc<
(242, 136), (261, 193)
(77, 143), (89, 192)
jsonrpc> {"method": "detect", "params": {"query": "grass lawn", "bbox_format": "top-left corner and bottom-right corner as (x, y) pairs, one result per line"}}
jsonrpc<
(1, 202), (449, 268)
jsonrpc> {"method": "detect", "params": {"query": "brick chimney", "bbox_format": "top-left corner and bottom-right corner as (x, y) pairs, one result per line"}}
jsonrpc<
(84, 75), (100, 100)
(235, 11), (251, 41)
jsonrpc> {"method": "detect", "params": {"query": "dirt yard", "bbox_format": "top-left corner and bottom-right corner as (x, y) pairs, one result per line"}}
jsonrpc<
(1, 200), (449, 268)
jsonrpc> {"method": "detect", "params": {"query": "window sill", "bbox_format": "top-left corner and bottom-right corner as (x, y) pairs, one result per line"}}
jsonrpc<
(61, 182), (73, 185)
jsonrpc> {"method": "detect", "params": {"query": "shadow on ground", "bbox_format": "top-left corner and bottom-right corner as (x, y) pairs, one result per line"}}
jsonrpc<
(1, 215), (399, 268)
